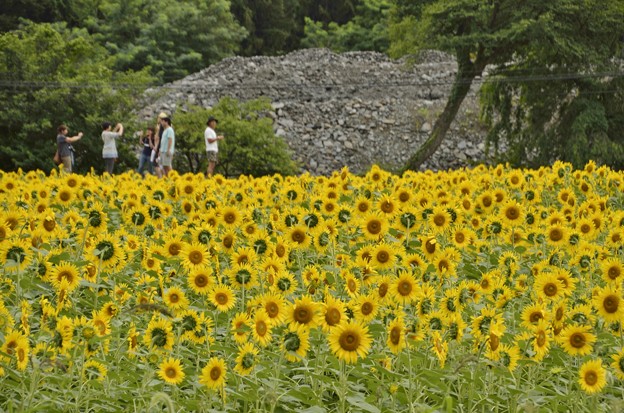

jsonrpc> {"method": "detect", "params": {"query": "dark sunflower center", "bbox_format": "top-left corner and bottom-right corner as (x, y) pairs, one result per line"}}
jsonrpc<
(584, 371), (598, 386)
(216, 293), (228, 305)
(326, 308), (341, 325)
(189, 251), (203, 264)
(210, 367), (222, 380)
(367, 220), (381, 235)
(294, 306), (312, 324)
(95, 241), (115, 261)
(604, 295), (619, 313)
(570, 333), (586, 348)
(390, 327), (401, 345)
(398, 281), (412, 296)
(194, 274), (208, 288)
(339, 331), (360, 351)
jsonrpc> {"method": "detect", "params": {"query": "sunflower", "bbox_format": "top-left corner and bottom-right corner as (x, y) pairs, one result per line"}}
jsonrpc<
(328, 320), (372, 364)
(48, 261), (81, 292)
(55, 187), (75, 205)
(391, 270), (419, 305)
(354, 196), (372, 216)
(209, 285), (237, 313)
(338, 271), (358, 297)
(124, 205), (150, 228)
(370, 242), (396, 270)
(234, 342), (259, 376)
(200, 357), (227, 389)
(421, 235), (438, 259)
(227, 263), (258, 290)
(231, 312), (250, 344)
(498, 344), (521, 372)
(143, 316), (174, 351)
(611, 349), (624, 380)
(601, 257), (624, 284)
(359, 211), (389, 240)
(269, 235), (292, 261)
(351, 293), (378, 323)
(568, 303), (596, 326)
(219, 206), (241, 228)
(217, 230), (237, 252)
(252, 310), (273, 347)
(450, 227), (474, 249)
(180, 242), (210, 270)
(575, 217), (597, 240)
(592, 285), (624, 322)
(558, 325), (596, 356)
(84, 203), (108, 233)
(163, 286), (189, 312)
(428, 206), (452, 233)
(83, 360), (108, 382)
(320, 295), (347, 332)
(187, 266), (215, 295)
(477, 191), (496, 213)
(470, 307), (501, 340)
(578, 359), (607, 394)
(1, 330), (29, 370)
(433, 252), (456, 278)
(259, 293), (287, 326)
(531, 319), (551, 361)
(163, 235), (185, 259)
(545, 224), (568, 246)
(287, 295), (320, 330)
(386, 316), (406, 354)
(87, 233), (123, 269)
(372, 275), (392, 303)
(395, 208), (418, 234)
(127, 323), (139, 357)
(506, 170), (525, 188)
(287, 225), (311, 249)
(272, 271), (298, 295)
(1, 238), (32, 272)
(282, 325), (311, 362)
(158, 357), (185, 385)
(534, 271), (565, 302)
(430, 330), (448, 368)
(520, 303), (547, 329)
(376, 194), (398, 217)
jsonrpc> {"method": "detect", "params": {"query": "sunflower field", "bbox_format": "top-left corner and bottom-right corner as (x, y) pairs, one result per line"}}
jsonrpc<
(1, 161), (624, 412)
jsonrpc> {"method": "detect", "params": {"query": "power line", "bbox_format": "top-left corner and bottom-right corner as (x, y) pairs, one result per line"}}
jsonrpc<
(0, 70), (622, 91)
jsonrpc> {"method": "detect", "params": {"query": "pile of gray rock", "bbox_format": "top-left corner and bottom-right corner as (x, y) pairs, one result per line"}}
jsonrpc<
(141, 48), (493, 175)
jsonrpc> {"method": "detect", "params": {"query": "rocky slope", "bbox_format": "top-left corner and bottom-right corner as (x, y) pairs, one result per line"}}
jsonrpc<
(141, 48), (490, 175)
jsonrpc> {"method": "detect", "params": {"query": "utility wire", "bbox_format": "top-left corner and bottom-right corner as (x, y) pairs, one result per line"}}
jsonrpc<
(0, 70), (623, 91)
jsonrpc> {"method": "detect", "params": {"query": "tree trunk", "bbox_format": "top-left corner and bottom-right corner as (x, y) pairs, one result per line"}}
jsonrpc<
(402, 56), (484, 173)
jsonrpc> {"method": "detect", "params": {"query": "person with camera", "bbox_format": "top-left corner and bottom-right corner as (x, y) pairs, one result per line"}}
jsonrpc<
(137, 127), (155, 176)
(56, 124), (83, 173)
(101, 121), (124, 175)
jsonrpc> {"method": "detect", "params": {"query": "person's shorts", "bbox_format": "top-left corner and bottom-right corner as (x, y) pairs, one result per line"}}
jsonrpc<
(206, 151), (218, 163)
(160, 153), (173, 167)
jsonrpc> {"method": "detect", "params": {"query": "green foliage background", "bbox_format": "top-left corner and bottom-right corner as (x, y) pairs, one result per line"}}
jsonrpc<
(173, 98), (299, 176)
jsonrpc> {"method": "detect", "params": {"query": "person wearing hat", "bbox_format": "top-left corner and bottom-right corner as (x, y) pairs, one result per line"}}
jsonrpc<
(152, 112), (168, 178)
(204, 116), (224, 176)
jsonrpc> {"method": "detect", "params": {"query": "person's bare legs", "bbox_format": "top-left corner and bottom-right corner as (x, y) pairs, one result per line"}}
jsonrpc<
(207, 161), (215, 176)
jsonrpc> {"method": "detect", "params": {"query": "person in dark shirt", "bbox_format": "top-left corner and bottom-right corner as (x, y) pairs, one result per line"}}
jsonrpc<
(137, 126), (155, 176)
(56, 124), (83, 173)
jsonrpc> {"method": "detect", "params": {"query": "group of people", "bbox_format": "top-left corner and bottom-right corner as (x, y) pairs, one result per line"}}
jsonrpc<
(56, 112), (223, 177)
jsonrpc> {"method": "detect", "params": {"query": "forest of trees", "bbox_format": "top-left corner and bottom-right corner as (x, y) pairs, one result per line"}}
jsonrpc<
(1, 0), (624, 174)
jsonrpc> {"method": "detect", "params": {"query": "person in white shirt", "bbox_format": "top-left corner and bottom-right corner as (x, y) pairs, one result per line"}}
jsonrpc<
(204, 116), (224, 176)
(101, 121), (123, 174)
(159, 117), (175, 177)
